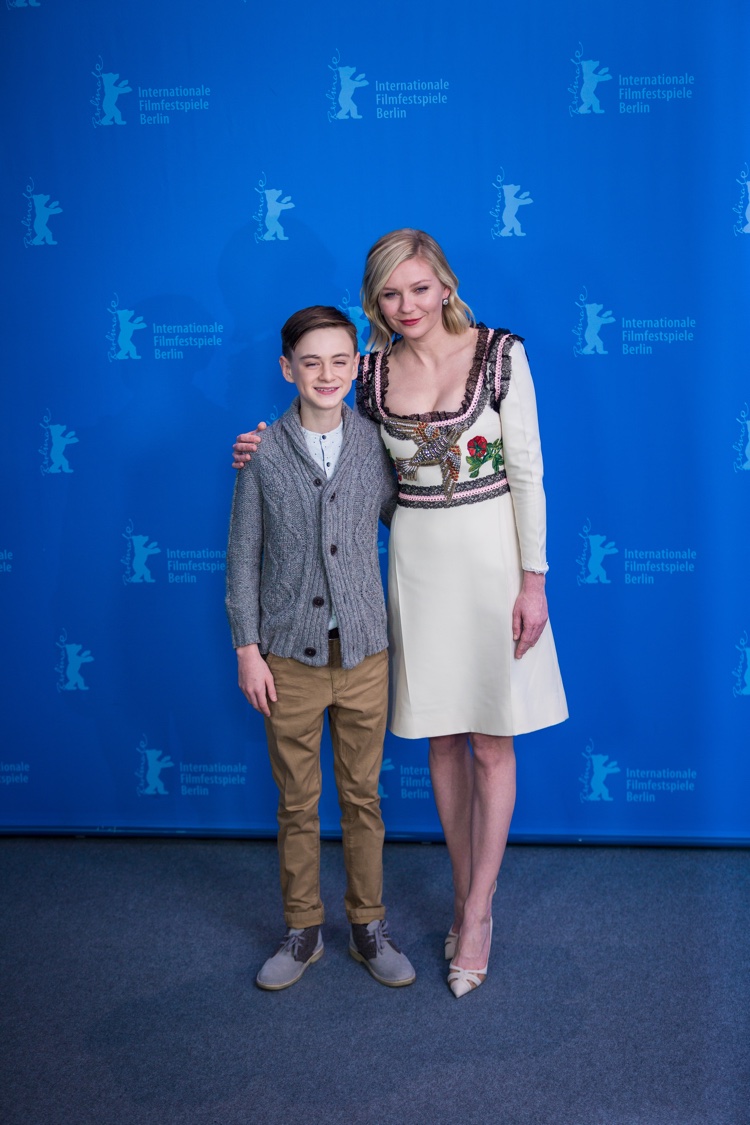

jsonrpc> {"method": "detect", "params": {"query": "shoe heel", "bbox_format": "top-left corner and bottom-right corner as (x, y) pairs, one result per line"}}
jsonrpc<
(444, 928), (459, 961)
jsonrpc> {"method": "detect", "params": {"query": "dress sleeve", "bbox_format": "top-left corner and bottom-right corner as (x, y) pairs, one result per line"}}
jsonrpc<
(356, 353), (377, 421)
(500, 340), (549, 574)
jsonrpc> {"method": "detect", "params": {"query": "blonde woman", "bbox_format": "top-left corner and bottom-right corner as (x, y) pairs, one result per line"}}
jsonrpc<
(233, 230), (567, 997)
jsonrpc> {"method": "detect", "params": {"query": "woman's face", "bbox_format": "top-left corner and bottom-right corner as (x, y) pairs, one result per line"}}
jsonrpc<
(378, 257), (450, 342)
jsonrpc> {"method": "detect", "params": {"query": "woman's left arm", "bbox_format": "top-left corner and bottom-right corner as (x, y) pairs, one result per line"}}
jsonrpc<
(512, 572), (548, 659)
(500, 341), (549, 658)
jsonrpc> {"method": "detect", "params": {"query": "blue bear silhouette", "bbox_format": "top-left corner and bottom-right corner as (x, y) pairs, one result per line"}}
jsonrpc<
(583, 303), (615, 355)
(263, 189), (295, 241)
(101, 73), (131, 125)
(500, 184), (533, 236)
(130, 535), (160, 582)
(584, 534), (618, 583)
(31, 194), (62, 245)
(63, 644), (94, 690)
(48, 424), (78, 473)
(579, 60), (611, 114)
(587, 754), (620, 800)
(337, 66), (368, 119)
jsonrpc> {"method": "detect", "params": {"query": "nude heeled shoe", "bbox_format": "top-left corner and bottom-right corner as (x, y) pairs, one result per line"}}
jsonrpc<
(447, 918), (492, 999)
(444, 881), (495, 962)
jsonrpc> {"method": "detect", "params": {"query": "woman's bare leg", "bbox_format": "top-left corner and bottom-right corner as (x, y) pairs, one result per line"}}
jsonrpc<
(452, 733), (516, 969)
(428, 733), (474, 932)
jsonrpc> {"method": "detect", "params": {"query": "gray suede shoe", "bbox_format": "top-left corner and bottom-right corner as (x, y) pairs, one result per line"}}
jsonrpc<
(349, 919), (416, 987)
(256, 926), (323, 991)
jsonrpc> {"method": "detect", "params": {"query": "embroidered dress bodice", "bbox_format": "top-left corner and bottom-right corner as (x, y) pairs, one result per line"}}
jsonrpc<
(358, 326), (517, 511)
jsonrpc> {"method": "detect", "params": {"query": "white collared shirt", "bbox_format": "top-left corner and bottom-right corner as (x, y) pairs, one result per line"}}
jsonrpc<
(301, 421), (344, 630)
(301, 421), (344, 479)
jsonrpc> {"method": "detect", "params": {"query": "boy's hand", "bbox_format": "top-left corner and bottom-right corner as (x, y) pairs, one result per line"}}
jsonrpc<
(232, 422), (266, 469)
(236, 644), (277, 716)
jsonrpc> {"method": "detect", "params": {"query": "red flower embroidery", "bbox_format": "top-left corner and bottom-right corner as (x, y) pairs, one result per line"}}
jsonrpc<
(467, 436), (488, 459)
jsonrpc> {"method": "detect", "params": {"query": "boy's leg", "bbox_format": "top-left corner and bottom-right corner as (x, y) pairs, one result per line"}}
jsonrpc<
(264, 655), (332, 929)
(327, 642), (388, 924)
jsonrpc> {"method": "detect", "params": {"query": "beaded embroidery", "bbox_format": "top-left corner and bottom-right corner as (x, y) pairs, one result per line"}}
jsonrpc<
(398, 474), (510, 510)
(388, 420), (464, 502)
(357, 327), (524, 509)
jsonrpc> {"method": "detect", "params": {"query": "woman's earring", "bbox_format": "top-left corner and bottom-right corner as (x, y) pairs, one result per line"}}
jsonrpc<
(442, 297), (449, 306)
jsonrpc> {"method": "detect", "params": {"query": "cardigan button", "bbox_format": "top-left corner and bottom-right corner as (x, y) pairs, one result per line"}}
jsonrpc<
(313, 478), (322, 487)
(304, 647), (316, 657)
(329, 492), (336, 501)
(330, 544), (338, 555)
(312, 596), (324, 607)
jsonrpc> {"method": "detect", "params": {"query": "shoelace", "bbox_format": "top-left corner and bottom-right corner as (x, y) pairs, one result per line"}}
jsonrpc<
(371, 921), (389, 954)
(281, 929), (311, 958)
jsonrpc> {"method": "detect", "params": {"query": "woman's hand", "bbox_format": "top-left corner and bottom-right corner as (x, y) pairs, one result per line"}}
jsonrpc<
(236, 644), (277, 716)
(512, 572), (548, 659)
(232, 421), (266, 469)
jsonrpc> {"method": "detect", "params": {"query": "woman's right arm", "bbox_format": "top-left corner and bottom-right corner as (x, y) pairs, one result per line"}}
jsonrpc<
(232, 421), (266, 469)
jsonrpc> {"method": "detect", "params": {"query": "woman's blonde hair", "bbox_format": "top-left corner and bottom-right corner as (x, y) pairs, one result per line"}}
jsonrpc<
(360, 229), (475, 352)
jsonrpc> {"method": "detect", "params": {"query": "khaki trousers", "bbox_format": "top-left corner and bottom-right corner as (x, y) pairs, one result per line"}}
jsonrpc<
(264, 641), (388, 928)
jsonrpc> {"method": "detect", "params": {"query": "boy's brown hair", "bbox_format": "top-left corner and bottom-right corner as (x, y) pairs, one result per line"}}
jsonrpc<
(280, 306), (358, 359)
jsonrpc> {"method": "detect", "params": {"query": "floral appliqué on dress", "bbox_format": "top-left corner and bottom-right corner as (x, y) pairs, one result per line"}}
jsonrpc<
(466, 435), (504, 478)
(388, 420), (464, 502)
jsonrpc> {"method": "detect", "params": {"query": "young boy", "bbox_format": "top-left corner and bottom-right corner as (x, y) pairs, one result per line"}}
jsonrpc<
(226, 306), (415, 991)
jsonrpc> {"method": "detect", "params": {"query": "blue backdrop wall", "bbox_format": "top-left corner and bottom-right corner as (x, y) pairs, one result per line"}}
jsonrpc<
(1, 0), (748, 843)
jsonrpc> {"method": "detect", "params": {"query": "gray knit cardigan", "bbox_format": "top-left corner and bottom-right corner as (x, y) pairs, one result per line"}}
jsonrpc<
(225, 400), (397, 669)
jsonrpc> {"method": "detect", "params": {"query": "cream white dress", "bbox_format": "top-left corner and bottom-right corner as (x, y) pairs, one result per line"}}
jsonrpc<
(358, 327), (568, 739)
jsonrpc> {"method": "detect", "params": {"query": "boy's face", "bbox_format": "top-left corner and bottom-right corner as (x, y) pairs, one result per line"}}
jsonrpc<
(280, 327), (359, 432)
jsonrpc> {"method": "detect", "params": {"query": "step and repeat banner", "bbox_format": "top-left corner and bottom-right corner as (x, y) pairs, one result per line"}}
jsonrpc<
(1, 1), (748, 843)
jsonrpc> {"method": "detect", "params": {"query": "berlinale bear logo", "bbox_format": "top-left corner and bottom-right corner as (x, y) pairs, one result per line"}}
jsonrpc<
(326, 50), (368, 122)
(491, 170), (533, 240)
(335, 66), (368, 119)
(569, 45), (612, 116)
(573, 288), (615, 357)
(31, 194), (62, 244)
(55, 630), (94, 692)
(92, 58), (131, 127)
(580, 740), (621, 802)
(122, 520), (161, 584)
(252, 174), (295, 243)
(115, 309), (146, 359)
(39, 411), (78, 475)
(577, 520), (618, 585)
(22, 181), (62, 248)
(583, 304), (615, 354)
(136, 736), (175, 796)
(261, 189), (295, 241)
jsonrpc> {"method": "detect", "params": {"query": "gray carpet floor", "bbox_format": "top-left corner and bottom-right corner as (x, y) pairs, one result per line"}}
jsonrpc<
(1, 838), (748, 1125)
